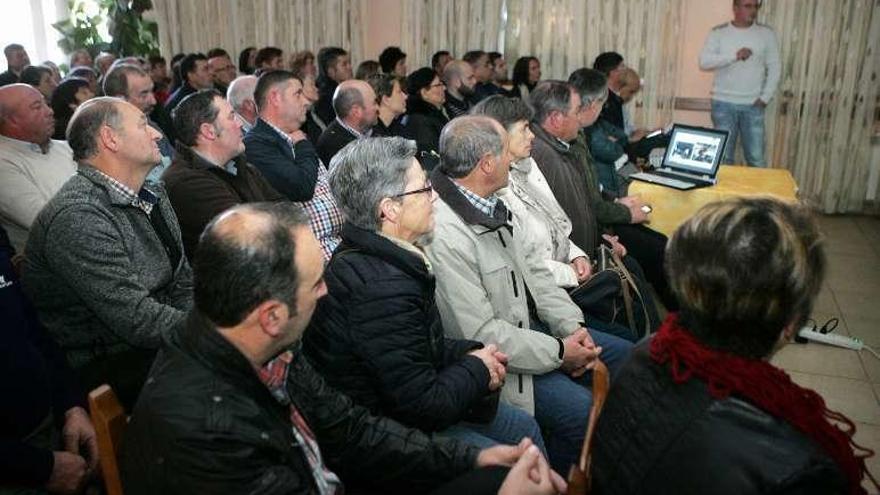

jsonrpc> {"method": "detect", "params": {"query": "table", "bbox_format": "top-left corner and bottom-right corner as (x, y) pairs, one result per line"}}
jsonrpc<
(628, 166), (799, 237)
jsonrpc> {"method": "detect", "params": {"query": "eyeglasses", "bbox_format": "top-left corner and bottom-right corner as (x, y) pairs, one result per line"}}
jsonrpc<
(392, 180), (433, 198)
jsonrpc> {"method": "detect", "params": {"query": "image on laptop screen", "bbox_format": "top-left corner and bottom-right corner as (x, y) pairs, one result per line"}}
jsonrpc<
(664, 125), (728, 176)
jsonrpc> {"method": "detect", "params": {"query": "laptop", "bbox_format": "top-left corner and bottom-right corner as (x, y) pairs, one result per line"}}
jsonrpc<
(629, 124), (729, 191)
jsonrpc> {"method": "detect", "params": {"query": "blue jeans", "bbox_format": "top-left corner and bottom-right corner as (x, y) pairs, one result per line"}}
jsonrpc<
(710, 99), (766, 167)
(438, 401), (547, 458)
(532, 329), (632, 475)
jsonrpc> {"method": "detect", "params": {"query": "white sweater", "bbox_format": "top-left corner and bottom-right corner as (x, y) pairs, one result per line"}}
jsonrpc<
(699, 22), (781, 105)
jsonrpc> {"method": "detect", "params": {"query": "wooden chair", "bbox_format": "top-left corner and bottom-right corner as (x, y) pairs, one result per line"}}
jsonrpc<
(88, 384), (126, 495)
(566, 360), (611, 495)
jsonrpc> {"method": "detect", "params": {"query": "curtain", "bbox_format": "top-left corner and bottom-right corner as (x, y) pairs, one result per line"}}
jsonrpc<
(503, 0), (683, 129)
(398, 0), (505, 70)
(149, 0), (368, 65)
(761, 0), (880, 213)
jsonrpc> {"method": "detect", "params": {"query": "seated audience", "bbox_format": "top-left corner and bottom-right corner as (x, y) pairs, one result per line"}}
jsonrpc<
(20, 66), (57, 102)
(0, 84), (76, 252)
(301, 74), (326, 143)
(103, 63), (174, 182)
(68, 66), (98, 94)
(0, 44), (30, 86)
(464, 50), (502, 101)
(42, 61), (61, 86)
(94, 52), (116, 78)
(530, 77), (676, 310)
(206, 47), (236, 94)
(238, 46), (257, 75)
(368, 73), (407, 137)
(432, 50), (453, 74)
(164, 53), (213, 111)
(0, 224), (99, 494)
(355, 59), (380, 81)
(403, 67), (449, 170)
(443, 60), (477, 117)
(255, 46), (284, 73)
(50, 77), (94, 140)
(316, 79), (377, 165)
(379, 46), (408, 76)
(24, 97), (193, 410)
(511, 56), (541, 99)
(148, 55), (170, 103)
(304, 137), (546, 454)
(593, 197), (873, 494)
(227, 74), (258, 134)
(121, 201), (554, 494)
(244, 70), (342, 259)
(425, 115), (632, 474)
(289, 50), (317, 79)
(315, 47), (353, 124)
(472, 96), (657, 341)
(164, 89), (283, 259)
(592, 52), (627, 129)
(488, 52), (513, 92)
(69, 48), (92, 69)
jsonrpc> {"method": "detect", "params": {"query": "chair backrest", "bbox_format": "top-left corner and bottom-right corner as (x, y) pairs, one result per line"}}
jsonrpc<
(88, 384), (126, 495)
(567, 360), (611, 495)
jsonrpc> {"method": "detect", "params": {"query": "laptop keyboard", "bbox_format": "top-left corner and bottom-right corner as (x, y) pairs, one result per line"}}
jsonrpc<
(630, 172), (696, 190)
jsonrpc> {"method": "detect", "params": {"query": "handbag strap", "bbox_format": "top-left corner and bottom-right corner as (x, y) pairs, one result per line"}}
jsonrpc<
(610, 249), (653, 337)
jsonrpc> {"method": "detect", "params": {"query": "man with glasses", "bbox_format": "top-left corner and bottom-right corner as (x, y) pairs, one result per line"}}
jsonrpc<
(699, 0), (779, 167)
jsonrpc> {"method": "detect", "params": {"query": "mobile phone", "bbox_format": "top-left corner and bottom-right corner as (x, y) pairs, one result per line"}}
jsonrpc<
(646, 129), (662, 138)
(641, 205), (653, 214)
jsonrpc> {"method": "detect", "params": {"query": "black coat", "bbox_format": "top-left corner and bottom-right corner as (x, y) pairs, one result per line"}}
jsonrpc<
(316, 119), (357, 166)
(243, 118), (321, 201)
(303, 223), (492, 432)
(121, 310), (480, 495)
(592, 340), (847, 495)
(403, 97), (449, 170)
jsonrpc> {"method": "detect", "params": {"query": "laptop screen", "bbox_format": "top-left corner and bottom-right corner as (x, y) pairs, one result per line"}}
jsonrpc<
(663, 124), (729, 177)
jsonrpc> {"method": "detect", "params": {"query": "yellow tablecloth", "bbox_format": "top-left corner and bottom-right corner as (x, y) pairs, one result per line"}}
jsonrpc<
(628, 166), (799, 237)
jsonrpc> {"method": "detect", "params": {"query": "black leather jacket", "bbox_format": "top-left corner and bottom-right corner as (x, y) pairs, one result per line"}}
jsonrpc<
(121, 311), (480, 494)
(592, 340), (847, 495)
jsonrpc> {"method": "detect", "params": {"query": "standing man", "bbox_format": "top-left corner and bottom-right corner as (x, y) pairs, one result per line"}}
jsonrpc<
(699, 0), (780, 167)
(0, 44), (30, 86)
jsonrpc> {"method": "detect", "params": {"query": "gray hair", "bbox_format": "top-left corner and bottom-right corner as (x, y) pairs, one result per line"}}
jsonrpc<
(567, 68), (609, 106)
(102, 63), (147, 98)
(328, 137), (418, 231)
(528, 80), (576, 125)
(67, 97), (124, 161)
(438, 116), (505, 178)
(332, 84), (365, 119)
(441, 60), (467, 86)
(227, 75), (258, 112)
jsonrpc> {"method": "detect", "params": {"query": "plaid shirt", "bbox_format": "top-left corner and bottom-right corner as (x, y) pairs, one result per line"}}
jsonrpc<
(90, 168), (158, 215)
(335, 117), (372, 139)
(299, 163), (342, 260)
(257, 351), (342, 495)
(454, 182), (498, 217)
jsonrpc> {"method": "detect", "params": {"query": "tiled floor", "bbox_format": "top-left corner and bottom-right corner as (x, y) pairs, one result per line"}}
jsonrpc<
(769, 214), (880, 492)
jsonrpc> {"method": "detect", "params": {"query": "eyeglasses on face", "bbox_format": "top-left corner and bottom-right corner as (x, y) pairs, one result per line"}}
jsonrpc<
(392, 180), (433, 198)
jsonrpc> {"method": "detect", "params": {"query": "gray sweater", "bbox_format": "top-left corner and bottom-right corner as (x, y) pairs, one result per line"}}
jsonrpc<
(24, 165), (193, 368)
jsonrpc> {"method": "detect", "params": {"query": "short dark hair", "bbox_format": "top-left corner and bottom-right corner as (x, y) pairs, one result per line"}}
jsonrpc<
(431, 50), (451, 71)
(207, 47), (229, 59)
(668, 197), (825, 359)
(317, 47), (348, 79)
(512, 56), (538, 87)
(368, 73), (404, 101)
(4, 44), (24, 56)
(50, 77), (91, 134)
(488, 52), (503, 65)
(255, 46), (283, 67)
(253, 70), (299, 112)
(592, 51), (624, 75)
(102, 63), (148, 98)
(238, 47), (256, 74)
(355, 60), (380, 81)
(529, 80), (576, 124)
(180, 53), (208, 83)
(378, 46), (406, 74)
(66, 97), (123, 161)
(470, 95), (533, 130)
(148, 55), (166, 68)
(69, 66), (97, 80)
(194, 202), (311, 327)
(462, 50), (487, 65)
(172, 89), (223, 147)
(568, 68), (608, 105)
(20, 65), (51, 87)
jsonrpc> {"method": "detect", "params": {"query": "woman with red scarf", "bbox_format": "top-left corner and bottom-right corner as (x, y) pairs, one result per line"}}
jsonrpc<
(591, 197), (876, 494)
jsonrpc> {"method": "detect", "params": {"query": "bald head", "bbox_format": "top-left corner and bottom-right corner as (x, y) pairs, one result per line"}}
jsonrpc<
(0, 84), (55, 146)
(442, 60), (476, 96)
(618, 68), (641, 103)
(333, 79), (378, 131)
(227, 75), (258, 126)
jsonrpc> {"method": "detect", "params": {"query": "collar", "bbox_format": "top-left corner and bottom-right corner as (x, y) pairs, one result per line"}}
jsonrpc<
(0, 134), (53, 155)
(260, 118), (296, 148)
(337, 222), (433, 280)
(190, 148), (239, 176)
(78, 164), (159, 214)
(335, 117), (370, 139)
(177, 143), (245, 176)
(235, 113), (254, 134)
(510, 157), (533, 174)
(453, 181), (498, 217)
(531, 123), (575, 154)
(430, 168), (510, 232)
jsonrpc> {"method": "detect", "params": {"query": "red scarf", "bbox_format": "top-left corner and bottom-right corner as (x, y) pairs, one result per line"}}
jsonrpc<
(650, 314), (876, 495)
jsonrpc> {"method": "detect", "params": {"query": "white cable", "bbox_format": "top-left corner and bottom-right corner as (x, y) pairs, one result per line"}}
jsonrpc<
(862, 344), (880, 362)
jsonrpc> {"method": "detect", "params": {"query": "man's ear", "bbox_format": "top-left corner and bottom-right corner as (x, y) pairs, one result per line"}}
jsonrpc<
(255, 300), (288, 338)
(477, 153), (495, 175)
(199, 122), (217, 142)
(378, 197), (399, 223)
(98, 124), (119, 153)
